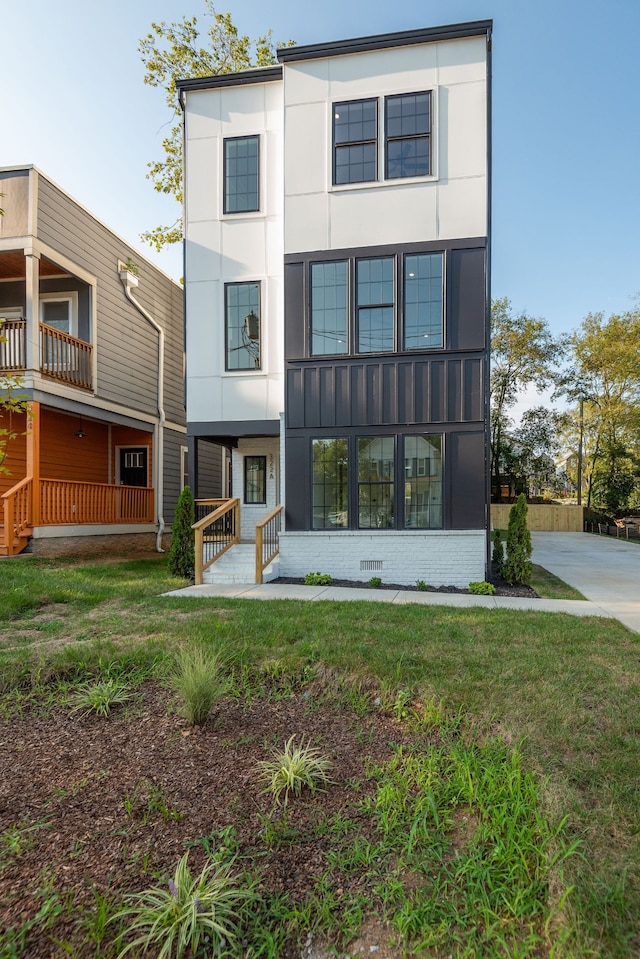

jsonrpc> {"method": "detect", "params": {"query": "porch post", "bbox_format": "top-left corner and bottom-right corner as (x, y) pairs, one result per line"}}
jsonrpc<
(25, 401), (41, 526)
(24, 251), (41, 373)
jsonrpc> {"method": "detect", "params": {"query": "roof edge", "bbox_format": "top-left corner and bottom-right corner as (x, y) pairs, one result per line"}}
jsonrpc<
(177, 65), (283, 95)
(277, 20), (492, 63)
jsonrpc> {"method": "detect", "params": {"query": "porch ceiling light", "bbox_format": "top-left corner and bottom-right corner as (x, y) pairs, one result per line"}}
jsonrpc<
(75, 417), (86, 439)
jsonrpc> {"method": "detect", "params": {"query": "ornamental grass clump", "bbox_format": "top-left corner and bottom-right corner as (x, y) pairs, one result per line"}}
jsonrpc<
(113, 851), (256, 959)
(68, 678), (133, 717)
(257, 735), (333, 808)
(170, 647), (229, 726)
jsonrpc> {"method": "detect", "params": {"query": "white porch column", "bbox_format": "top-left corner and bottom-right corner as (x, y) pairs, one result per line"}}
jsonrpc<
(24, 250), (40, 373)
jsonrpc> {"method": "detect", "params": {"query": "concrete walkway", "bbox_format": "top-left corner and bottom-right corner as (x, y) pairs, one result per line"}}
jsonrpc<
(531, 532), (640, 634)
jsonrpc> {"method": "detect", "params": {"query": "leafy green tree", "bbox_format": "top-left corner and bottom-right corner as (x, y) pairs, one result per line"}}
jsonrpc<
(502, 493), (532, 586)
(562, 310), (640, 513)
(139, 3), (285, 250)
(490, 298), (562, 501)
(168, 485), (196, 579)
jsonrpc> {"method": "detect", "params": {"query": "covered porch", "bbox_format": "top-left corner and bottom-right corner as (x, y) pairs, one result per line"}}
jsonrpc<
(0, 402), (155, 556)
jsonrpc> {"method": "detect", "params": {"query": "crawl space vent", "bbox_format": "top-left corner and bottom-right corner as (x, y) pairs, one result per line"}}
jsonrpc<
(360, 560), (383, 572)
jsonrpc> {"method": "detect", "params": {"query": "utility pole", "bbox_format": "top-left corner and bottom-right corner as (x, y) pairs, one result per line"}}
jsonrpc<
(577, 397), (584, 506)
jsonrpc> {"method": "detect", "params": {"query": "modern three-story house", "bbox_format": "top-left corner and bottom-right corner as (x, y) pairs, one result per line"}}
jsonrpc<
(179, 20), (492, 586)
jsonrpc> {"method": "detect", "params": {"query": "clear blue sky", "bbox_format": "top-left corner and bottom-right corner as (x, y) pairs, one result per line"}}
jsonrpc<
(2, 0), (639, 340)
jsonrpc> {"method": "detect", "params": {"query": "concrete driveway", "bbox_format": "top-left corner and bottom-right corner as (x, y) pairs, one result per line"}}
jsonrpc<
(532, 532), (640, 633)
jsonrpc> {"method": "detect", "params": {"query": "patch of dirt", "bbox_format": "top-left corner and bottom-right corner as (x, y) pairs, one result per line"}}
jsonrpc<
(0, 682), (421, 958)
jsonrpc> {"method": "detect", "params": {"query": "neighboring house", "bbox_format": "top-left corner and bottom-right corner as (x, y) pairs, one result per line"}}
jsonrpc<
(179, 20), (492, 586)
(0, 166), (221, 557)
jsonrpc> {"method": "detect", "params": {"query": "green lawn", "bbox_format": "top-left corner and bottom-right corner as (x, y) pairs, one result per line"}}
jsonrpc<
(0, 557), (639, 956)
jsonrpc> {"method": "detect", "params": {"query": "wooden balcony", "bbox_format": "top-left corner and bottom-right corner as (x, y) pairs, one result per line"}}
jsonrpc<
(0, 318), (93, 390)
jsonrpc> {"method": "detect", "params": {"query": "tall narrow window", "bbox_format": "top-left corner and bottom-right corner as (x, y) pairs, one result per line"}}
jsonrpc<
(385, 92), (431, 179)
(225, 282), (261, 370)
(333, 99), (377, 185)
(244, 456), (266, 504)
(404, 436), (443, 528)
(404, 253), (443, 349)
(224, 135), (259, 213)
(357, 257), (394, 353)
(358, 437), (394, 529)
(312, 438), (348, 528)
(310, 261), (348, 355)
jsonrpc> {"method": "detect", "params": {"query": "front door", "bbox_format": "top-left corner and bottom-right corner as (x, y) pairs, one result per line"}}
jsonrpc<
(119, 447), (148, 487)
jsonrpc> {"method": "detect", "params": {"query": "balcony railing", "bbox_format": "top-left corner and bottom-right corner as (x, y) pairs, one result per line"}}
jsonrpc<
(0, 318), (93, 390)
(0, 318), (26, 370)
(40, 323), (93, 390)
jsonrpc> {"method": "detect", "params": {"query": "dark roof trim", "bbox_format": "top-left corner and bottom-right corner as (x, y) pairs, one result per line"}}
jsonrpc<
(188, 420), (280, 438)
(277, 20), (492, 63)
(177, 65), (283, 96)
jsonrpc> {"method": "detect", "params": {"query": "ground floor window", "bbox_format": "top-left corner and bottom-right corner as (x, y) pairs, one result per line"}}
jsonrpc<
(244, 455), (266, 504)
(311, 434), (443, 530)
(312, 438), (348, 528)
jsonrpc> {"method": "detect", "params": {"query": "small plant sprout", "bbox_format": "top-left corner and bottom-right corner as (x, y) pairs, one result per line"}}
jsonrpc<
(257, 735), (333, 808)
(468, 581), (496, 595)
(67, 678), (132, 717)
(170, 646), (229, 726)
(367, 576), (382, 588)
(415, 579), (428, 591)
(112, 851), (256, 959)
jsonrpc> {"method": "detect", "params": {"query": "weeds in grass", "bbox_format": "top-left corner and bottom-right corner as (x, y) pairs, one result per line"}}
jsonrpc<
(257, 735), (333, 809)
(169, 646), (229, 726)
(67, 677), (133, 717)
(112, 851), (257, 959)
(124, 781), (183, 824)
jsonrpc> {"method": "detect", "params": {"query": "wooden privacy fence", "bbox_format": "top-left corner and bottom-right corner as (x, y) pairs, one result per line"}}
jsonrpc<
(491, 504), (584, 532)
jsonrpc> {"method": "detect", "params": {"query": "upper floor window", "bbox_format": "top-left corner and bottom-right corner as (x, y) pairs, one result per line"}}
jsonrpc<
(311, 261), (348, 355)
(357, 257), (394, 353)
(404, 253), (443, 349)
(223, 136), (259, 213)
(225, 282), (261, 370)
(39, 293), (78, 336)
(308, 251), (443, 357)
(333, 99), (377, 185)
(385, 92), (431, 179)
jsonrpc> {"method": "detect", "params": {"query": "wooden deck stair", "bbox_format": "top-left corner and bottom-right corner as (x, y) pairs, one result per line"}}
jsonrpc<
(0, 522), (32, 557)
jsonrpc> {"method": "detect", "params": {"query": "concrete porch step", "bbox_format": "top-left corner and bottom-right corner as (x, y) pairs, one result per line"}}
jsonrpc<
(202, 543), (279, 585)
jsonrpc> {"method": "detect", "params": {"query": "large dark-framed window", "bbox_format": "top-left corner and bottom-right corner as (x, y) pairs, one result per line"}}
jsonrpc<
(310, 261), (348, 356)
(225, 281), (261, 371)
(356, 257), (395, 353)
(385, 92), (431, 179)
(333, 98), (378, 185)
(223, 135), (259, 214)
(312, 438), (349, 529)
(309, 433), (444, 531)
(357, 436), (395, 528)
(403, 252), (443, 349)
(244, 455), (266, 504)
(305, 249), (444, 358)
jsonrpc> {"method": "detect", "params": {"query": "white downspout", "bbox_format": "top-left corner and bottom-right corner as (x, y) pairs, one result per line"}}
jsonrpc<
(118, 267), (166, 552)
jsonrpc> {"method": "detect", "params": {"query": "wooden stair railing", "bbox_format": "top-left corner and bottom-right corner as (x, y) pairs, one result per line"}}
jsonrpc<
(255, 505), (283, 584)
(1, 476), (33, 556)
(192, 498), (240, 585)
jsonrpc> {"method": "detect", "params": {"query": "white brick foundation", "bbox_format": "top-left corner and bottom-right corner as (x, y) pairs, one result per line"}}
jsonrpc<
(278, 530), (487, 588)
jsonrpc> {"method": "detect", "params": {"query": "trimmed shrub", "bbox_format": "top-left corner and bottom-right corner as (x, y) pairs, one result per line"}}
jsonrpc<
(168, 486), (195, 580)
(468, 581), (496, 595)
(503, 493), (532, 585)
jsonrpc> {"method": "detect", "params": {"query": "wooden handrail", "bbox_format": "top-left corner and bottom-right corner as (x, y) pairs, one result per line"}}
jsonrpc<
(193, 497), (240, 585)
(1, 476), (33, 555)
(39, 322), (93, 391)
(255, 504), (283, 585)
(39, 478), (154, 524)
(0, 318), (27, 370)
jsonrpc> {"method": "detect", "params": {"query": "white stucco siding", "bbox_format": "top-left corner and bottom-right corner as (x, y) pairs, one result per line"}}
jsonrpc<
(283, 35), (488, 255)
(184, 79), (284, 427)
